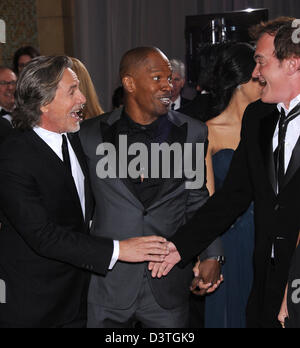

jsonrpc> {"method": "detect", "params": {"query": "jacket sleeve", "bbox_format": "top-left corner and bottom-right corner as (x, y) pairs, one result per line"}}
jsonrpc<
(0, 149), (113, 276)
(172, 110), (253, 266)
(185, 139), (224, 260)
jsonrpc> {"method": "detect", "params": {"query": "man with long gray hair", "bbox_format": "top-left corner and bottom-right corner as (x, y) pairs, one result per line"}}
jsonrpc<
(0, 55), (169, 328)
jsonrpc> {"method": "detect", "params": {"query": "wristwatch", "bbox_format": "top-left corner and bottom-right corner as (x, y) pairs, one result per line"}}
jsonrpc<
(209, 256), (226, 265)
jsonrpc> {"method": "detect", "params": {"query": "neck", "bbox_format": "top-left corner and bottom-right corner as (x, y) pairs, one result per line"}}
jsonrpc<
(223, 91), (249, 123)
(282, 79), (300, 110)
(171, 95), (180, 103)
(124, 105), (158, 125)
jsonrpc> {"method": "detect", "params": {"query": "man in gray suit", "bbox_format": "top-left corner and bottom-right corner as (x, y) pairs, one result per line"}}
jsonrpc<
(80, 47), (223, 328)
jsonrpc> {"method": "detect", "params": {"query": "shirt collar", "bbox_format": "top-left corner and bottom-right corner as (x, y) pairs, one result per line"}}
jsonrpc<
(277, 94), (300, 115)
(172, 96), (181, 109)
(33, 126), (67, 143)
(120, 109), (165, 131)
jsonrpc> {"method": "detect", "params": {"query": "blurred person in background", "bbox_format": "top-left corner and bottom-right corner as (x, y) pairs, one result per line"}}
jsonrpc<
(0, 66), (17, 141)
(169, 59), (190, 110)
(12, 46), (40, 75)
(70, 57), (104, 119)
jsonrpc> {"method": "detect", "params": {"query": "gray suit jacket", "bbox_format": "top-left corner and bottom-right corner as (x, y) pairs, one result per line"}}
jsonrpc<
(80, 108), (223, 310)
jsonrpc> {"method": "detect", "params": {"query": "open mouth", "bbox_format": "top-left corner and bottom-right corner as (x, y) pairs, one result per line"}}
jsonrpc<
(159, 97), (171, 106)
(70, 105), (85, 121)
(259, 78), (267, 87)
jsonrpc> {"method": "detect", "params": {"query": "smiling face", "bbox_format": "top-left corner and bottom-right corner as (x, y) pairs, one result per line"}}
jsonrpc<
(252, 33), (290, 105)
(123, 51), (173, 123)
(39, 68), (86, 133)
(0, 69), (17, 111)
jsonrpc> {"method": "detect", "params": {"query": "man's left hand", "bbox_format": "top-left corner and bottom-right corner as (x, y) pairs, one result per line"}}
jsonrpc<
(190, 259), (223, 296)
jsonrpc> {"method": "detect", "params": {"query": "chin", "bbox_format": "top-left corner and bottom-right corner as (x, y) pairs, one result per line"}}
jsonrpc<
(67, 123), (80, 133)
(261, 95), (277, 104)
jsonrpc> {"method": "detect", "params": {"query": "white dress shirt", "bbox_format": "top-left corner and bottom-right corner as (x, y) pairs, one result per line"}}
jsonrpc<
(274, 94), (300, 173)
(33, 126), (119, 269)
(271, 94), (300, 258)
(170, 96), (181, 111)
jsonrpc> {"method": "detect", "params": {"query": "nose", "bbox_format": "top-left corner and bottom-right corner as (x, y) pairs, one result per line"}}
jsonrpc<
(77, 90), (86, 105)
(252, 63), (260, 79)
(7, 82), (16, 91)
(162, 79), (172, 93)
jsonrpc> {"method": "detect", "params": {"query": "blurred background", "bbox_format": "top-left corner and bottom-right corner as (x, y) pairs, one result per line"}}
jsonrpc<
(1, 0), (300, 111)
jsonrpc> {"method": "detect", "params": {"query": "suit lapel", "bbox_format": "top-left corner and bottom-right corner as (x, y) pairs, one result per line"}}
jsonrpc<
(100, 109), (143, 207)
(283, 135), (300, 189)
(26, 130), (85, 221)
(259, 106), (279, 194)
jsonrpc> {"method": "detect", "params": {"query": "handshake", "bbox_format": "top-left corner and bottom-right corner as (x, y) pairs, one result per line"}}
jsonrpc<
(119, 236), (223, 295)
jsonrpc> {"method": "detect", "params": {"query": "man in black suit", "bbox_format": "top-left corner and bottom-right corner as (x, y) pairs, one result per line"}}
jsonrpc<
(0, 56), (169, 328)
(0, 66), (16, 142)
(150, 17), (300, 328)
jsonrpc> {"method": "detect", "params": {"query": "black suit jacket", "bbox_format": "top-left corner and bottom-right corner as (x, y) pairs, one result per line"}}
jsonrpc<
(286, 245), (300, 328)
(0, 129), (113, 328)
(172, 100), (300, 328)
(179, 94), (212, 122)
(0, 117), (13, 144)
(180, 96), (191, 109)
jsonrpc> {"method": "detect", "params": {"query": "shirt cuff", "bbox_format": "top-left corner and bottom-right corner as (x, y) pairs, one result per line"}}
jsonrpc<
(108, 240), (119, 270)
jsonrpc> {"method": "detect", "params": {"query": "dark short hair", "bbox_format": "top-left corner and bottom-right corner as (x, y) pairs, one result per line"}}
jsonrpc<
(119, 47), (163, 80)
(250, 17), (300, 61)
(13, 56), (72, 130)
(12, 46), (40, 75)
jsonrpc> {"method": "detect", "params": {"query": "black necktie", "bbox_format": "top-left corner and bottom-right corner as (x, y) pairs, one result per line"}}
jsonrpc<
(171, 103), (176, 110)
(61, 134), (72, 174)
(275, 103), (300, 192)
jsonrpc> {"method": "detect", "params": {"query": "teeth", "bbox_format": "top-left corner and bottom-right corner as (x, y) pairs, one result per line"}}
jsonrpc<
(70, 112), (80, 120)
(160, 98), (171, 105)
(259, 78), (267, 86)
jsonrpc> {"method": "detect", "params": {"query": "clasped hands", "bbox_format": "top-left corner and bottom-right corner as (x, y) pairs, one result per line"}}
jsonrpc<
(119, 237), (223, 296)
(148, 241), (223, 295)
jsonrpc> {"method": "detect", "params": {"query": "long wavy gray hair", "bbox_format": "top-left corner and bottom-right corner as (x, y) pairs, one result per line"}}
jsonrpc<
(13, 55), (72, 130)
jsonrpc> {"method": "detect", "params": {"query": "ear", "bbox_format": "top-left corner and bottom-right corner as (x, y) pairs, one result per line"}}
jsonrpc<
(285, 57), (300, 75)
(40, 105), (49, 114)
(122, 75), (135, 94)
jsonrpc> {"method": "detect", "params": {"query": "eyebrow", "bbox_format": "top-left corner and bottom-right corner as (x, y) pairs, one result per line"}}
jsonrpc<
(254, 54), (264, 60)
(68, 84), (78, 92)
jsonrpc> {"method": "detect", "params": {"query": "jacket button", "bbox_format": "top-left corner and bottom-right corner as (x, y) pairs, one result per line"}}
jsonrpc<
(274, 204), (280, 211)
(143, 210), (148, 216)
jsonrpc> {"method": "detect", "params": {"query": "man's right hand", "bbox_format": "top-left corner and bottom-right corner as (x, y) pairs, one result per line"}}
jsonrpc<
(119, 236), (170, 263)
(148, 242), (181, 277)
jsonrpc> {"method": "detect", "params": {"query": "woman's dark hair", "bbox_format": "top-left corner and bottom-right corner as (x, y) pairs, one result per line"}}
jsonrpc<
(209, 42), (256, 116)
(112, 86), (124, 109)
(13, 56), (72, 130)
(197, 43), (230, 91)
(12, 46), (40, 75)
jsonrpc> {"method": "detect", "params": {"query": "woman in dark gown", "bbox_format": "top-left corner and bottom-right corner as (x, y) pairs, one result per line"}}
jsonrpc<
(197, 43), (263, 328)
